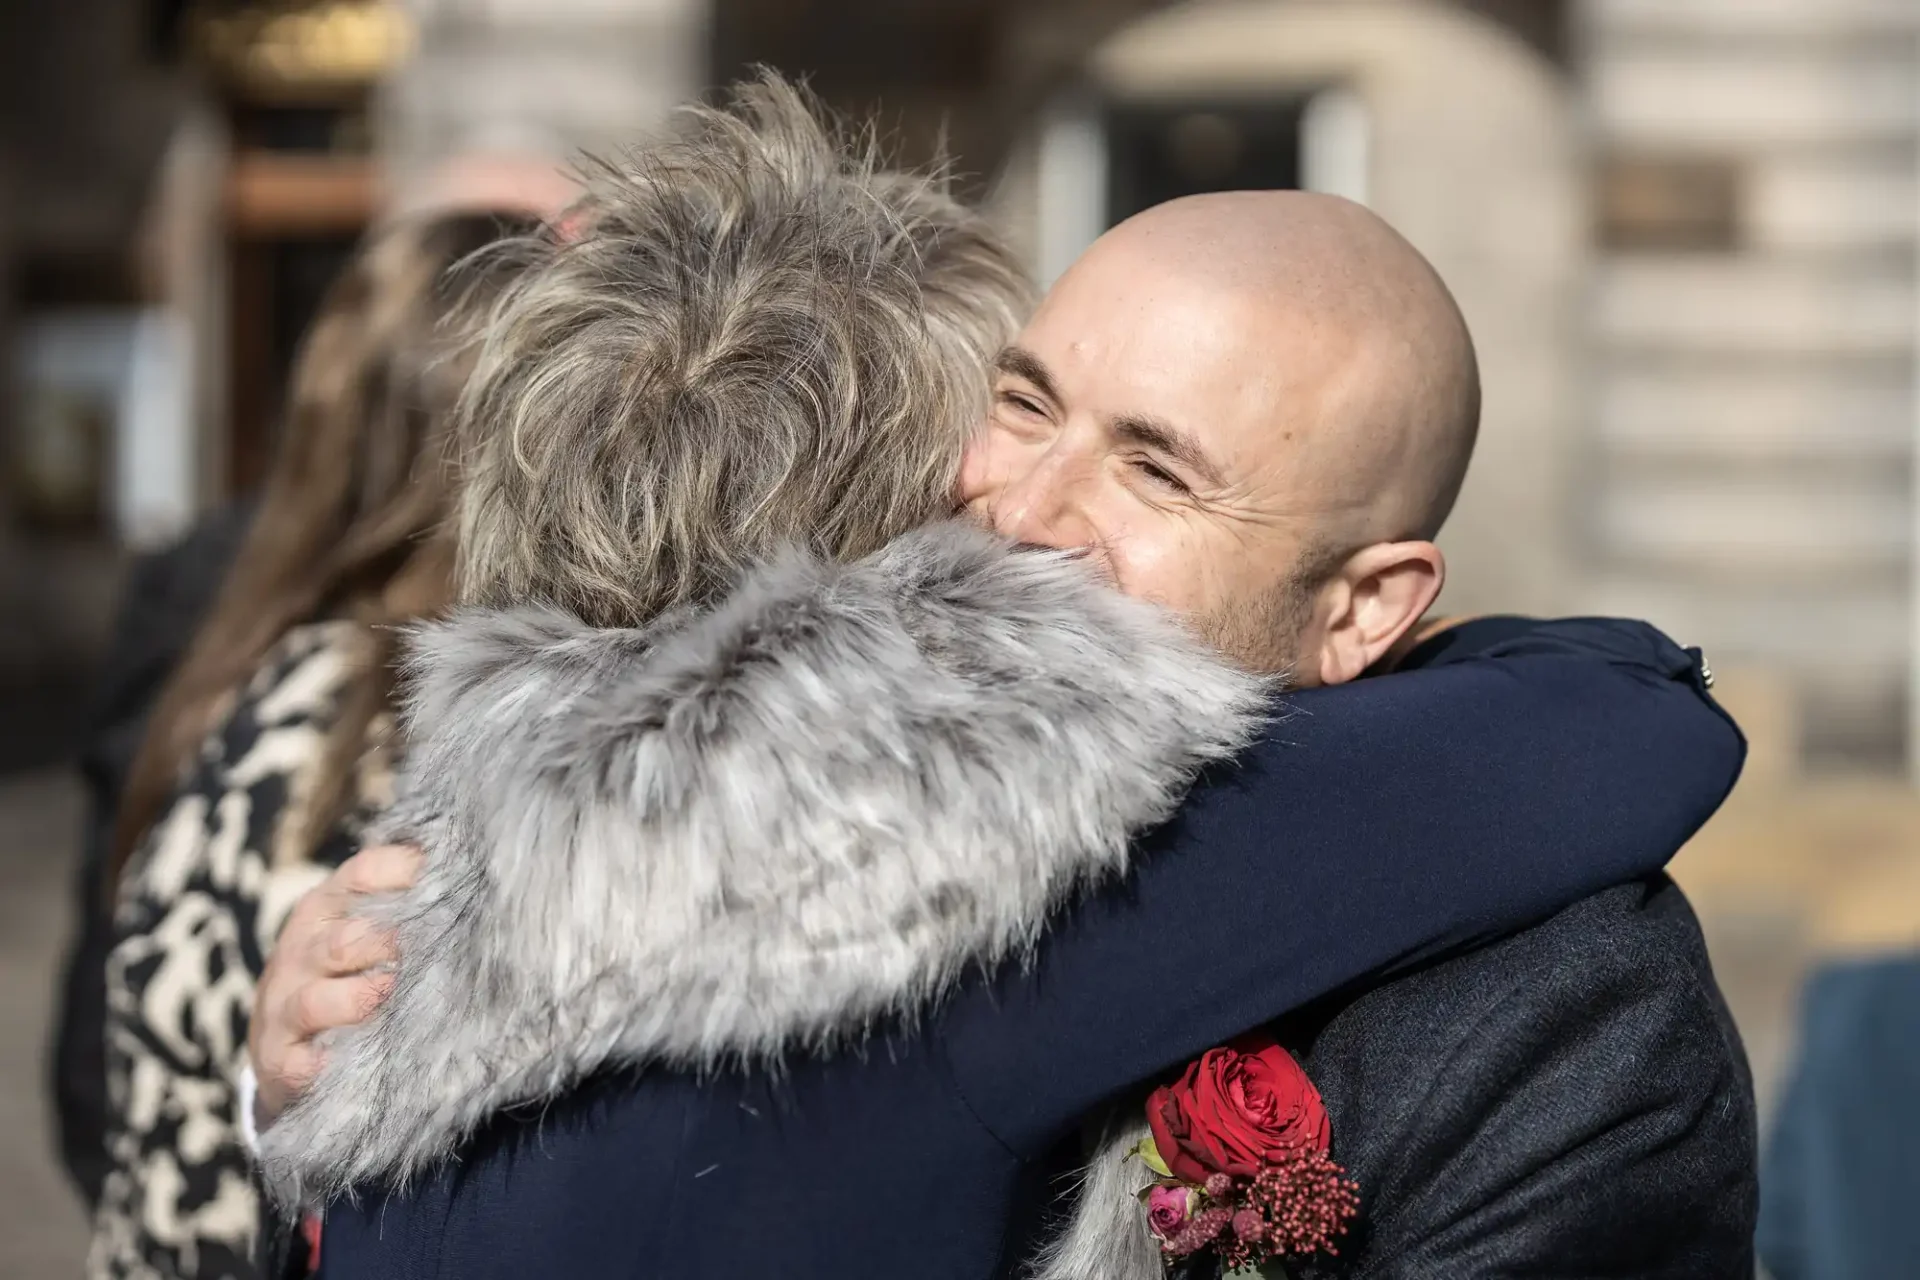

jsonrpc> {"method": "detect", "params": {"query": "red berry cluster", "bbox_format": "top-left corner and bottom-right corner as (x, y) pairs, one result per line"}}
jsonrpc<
(1159, 1146), (1359, 1269)
(1223, 1146), (1360, 1268)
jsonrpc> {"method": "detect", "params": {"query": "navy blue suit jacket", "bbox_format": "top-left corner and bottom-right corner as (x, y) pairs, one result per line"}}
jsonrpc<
(316, 618), (1742, 1279)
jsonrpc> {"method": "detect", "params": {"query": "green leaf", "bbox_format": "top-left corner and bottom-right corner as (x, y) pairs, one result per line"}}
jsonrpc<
(1129, 1136), (1173, 1179)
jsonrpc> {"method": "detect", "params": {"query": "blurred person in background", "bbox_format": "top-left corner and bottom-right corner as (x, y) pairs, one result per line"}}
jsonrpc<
(49, 149), (577, 1214)
(1757, 953), (1920, 1280)
(53, 495), (254, 1209)
(79, 201), (545, 1280)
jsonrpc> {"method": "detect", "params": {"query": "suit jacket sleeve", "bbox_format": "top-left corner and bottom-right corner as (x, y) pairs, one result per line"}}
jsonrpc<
(942, 618), (1746, 1158)
(1296, 879), (1757, 1279)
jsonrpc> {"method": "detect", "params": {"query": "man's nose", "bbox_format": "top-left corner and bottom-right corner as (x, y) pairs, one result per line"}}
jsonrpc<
(980, 447), (1093, 551)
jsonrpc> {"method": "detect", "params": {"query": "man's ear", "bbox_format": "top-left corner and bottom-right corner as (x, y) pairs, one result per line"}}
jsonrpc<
(1315, 541), (1446, 685)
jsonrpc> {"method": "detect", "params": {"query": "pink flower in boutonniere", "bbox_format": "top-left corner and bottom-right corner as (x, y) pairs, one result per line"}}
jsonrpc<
(1146, 1184), (1192, 1239)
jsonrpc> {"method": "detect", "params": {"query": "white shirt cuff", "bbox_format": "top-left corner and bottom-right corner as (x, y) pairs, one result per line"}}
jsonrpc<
(237, 1062), (265, 1156)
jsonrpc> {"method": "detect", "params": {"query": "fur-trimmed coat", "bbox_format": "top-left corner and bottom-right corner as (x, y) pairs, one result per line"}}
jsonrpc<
(259, 524), (1268, 1207)
(265, 526), (1746, 1280)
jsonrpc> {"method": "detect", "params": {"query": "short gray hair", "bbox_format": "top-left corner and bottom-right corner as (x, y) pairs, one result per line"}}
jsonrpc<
(454, 73), (1034, 627)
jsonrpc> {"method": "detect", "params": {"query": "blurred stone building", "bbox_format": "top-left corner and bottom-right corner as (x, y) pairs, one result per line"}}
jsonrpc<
(5, 0), (1919, 1096)
(14, 0), (1915, 776)
(1583, 0), (1920, 773)
(1571, 0), (1920, 1109)
(8, 6), (1920, 1272)
(970, 0), (1920, 777)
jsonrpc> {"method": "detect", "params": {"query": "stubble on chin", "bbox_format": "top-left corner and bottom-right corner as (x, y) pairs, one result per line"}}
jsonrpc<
(1194, 573), (1317, 679)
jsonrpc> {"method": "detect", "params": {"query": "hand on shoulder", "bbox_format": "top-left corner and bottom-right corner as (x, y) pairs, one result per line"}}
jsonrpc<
(248, 844), (418, 1129)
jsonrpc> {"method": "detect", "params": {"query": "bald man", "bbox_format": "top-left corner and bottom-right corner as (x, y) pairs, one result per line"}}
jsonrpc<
(961, 192), (1756, 1275)
(965, 191), (1475, 683)
(299, 192), (1747, 1280)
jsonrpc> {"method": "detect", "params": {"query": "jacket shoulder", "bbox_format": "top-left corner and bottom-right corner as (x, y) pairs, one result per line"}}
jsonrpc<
(1296, 878), (1758, 1277)
(1348, 877), (1718, 1017)
(1302, 879), (1736, 1085)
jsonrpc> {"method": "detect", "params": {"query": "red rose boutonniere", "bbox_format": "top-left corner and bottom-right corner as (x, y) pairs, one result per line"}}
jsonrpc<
(1132, 1033), (1358, 1272)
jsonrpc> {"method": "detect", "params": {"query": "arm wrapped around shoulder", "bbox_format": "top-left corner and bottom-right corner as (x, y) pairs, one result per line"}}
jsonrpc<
(254, 522), (1271, 1210)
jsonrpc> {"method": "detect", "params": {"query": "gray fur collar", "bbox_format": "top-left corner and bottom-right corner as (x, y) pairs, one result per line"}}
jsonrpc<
(256, 521), (1267, 1212)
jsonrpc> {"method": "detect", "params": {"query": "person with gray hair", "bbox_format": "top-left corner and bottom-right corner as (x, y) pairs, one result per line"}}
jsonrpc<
(244, 76), (1745, 1279)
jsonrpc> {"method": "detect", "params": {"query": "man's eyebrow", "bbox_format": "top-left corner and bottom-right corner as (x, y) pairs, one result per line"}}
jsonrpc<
(1111, 412), (1228, 490)
(992, 346), (1062, 406)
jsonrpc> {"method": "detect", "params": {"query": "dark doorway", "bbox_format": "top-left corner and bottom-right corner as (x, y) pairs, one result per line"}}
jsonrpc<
(1103, 96), (1315, 227)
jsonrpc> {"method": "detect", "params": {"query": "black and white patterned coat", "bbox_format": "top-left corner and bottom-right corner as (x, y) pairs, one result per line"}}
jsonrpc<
(89, 623), (394, 1280)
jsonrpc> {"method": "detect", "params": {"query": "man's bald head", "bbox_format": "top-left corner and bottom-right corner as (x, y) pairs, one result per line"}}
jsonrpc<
(961, 190), (1477, 682)
(1063, 191), (1478, 544)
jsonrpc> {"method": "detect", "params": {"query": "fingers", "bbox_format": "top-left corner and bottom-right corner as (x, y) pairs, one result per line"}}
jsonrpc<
(286, 972), (395, 1041)
(254, 1042), (325, 1130)
(264, 1040), (325, 1098)
(310, 914), (399, 977)
(332, 844), (424, 896)
(276, 843), (419, 953)
(309, 845), (414, 971)
(250, 949), (392, 1125)
(249, 847), (419, 1123)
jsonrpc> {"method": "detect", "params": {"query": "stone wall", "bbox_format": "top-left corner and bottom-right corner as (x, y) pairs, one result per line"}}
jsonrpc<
(991, 0), (1588, 619)
(1576, 0), (1920, 768)
(377, 0), (708, 185)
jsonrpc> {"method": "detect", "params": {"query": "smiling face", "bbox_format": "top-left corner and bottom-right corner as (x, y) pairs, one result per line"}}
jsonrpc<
(959, 191), (1480, 681)
(962, 272), (1344, 673)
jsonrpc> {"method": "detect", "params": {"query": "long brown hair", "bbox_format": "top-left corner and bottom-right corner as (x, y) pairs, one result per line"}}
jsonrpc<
(108, 209), (537, 892)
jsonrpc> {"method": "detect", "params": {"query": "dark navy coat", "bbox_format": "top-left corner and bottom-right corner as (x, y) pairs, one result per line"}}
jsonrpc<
(316, 618), (1744, 1279)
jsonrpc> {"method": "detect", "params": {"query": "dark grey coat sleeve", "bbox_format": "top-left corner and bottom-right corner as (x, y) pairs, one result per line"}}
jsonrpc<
(1293, 877), (1757, 1279)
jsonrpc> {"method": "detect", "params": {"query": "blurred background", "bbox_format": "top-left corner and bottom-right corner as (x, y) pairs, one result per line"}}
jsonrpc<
(2, 0), (1916, 1273)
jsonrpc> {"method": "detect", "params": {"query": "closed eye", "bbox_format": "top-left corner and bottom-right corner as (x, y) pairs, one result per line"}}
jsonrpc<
(1131, 457), (1190, 493)
(996, 388), (1046, 417)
